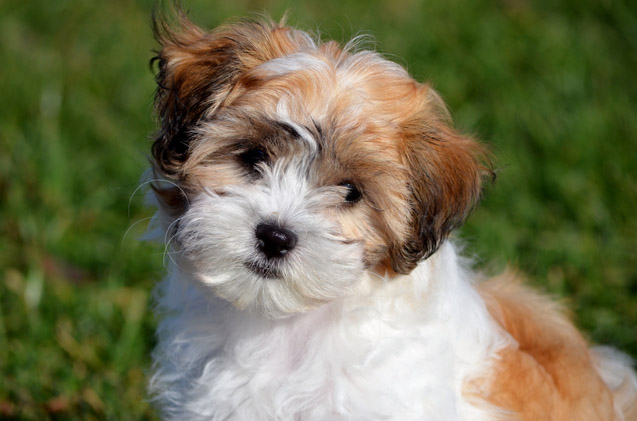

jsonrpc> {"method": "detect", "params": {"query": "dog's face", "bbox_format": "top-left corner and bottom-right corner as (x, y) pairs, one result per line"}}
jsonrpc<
(151, 16), (489, 317)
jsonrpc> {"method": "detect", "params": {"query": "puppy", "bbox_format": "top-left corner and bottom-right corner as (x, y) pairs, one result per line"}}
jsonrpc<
(146, 13), (637, 420)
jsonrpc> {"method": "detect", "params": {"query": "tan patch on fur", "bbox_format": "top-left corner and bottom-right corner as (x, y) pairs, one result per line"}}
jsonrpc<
(389, 85), (492, 273)
(479, 273), (620, 420)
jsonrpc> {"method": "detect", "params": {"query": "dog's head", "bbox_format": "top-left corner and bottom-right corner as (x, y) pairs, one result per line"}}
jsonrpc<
(150, 14), (491, 317)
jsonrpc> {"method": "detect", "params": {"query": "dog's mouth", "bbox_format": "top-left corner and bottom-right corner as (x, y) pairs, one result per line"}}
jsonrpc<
(245, 261), (282, 279)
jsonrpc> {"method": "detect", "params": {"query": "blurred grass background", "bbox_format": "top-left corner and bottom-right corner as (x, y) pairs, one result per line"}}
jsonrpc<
(1, 0), (635, 418)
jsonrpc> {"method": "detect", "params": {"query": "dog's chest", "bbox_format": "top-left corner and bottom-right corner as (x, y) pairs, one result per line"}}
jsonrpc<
(160, 302), (495, 420)
(151, 257), (506, 420)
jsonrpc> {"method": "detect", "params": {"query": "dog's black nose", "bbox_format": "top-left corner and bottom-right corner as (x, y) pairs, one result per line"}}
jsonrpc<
(255, 223), (297, 259)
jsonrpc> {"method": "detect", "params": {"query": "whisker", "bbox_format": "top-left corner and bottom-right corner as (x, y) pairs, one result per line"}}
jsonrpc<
(128, 178), (191, 220)
(163, 229), (184, 270)
(202, 186), (228, 197)
(163, 216), (184, 247)
(160, 215), (185, 269)
(121, 216), (154, 247)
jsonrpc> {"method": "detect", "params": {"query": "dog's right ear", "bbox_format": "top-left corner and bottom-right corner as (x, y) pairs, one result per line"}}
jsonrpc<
(150, 11), (309, 176)
(388, 85), (493, 274)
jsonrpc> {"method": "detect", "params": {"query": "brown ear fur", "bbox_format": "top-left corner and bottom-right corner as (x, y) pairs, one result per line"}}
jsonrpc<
(150, 12), (312, 176)
(390, 86), (493, 274)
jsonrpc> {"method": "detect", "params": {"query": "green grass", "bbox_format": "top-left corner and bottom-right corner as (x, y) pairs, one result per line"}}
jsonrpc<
(1, 0), (635, 418)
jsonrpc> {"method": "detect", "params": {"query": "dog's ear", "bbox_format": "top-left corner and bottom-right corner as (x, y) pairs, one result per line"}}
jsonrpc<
(150, 12), (310, 176)
(389, 85), (493, 274)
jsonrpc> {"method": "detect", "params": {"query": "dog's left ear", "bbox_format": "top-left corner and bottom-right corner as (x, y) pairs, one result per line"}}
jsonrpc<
(150, 12), (312, 176)
(389, 85), (493, 274)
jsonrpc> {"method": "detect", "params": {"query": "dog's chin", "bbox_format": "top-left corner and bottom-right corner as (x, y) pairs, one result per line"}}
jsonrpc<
(192, 259), (363, 319)
(245, 261), (281, 279)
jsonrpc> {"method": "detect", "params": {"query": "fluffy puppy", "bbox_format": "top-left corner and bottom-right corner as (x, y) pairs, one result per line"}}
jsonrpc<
(146, 13), (637, 420)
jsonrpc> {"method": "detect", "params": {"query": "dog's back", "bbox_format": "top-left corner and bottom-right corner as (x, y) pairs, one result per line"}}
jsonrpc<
(480, 274), (637, 420)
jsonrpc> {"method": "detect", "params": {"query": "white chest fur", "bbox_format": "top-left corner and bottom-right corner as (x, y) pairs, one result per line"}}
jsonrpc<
(150, 243), (511, 420)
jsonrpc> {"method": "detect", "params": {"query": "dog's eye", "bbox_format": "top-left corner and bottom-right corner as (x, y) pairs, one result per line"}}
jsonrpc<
(339, 182), (362, 203)
(239, 147), (268, 172)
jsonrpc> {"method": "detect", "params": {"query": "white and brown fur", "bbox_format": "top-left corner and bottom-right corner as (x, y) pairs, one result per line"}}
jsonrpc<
(146, 12), (637, 420)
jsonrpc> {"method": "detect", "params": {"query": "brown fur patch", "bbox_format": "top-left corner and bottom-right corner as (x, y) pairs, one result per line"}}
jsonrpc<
(389, 86), (493, 273)
(479, 273), (619, 420)
(151, 13), (315, 176)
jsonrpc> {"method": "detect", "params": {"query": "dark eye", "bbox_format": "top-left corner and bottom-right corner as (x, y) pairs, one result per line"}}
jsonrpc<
(239, 147), (268, 171)
(339, 181), (362, 203)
